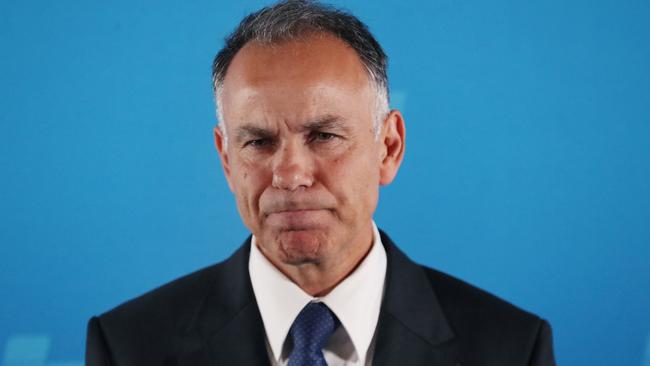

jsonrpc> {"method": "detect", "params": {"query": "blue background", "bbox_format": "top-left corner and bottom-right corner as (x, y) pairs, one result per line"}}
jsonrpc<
(1, 0), (649, 365)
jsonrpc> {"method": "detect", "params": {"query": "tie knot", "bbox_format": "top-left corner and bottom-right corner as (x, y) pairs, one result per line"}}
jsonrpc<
(288, 302), (339, 366)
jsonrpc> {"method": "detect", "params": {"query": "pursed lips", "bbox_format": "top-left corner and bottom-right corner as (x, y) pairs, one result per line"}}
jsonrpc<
(265, 208), (328, 217)
(264, 208), (332, 228)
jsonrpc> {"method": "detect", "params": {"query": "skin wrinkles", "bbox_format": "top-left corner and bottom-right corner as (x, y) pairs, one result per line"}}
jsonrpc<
(234, 115), (353, 155)
(215, 33), (405, 296)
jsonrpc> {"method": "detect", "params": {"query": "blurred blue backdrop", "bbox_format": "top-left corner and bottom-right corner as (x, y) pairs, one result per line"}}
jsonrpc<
(1, 0), (649, 365)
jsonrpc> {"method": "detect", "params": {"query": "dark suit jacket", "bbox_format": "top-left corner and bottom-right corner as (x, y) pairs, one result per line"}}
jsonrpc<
(86, 231), (556, 365)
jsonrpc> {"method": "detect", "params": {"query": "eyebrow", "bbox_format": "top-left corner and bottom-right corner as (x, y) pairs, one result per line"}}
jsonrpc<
(300, 114), (350, 134)
(234, 114), (350, 142)
(235, 125), (276, 143)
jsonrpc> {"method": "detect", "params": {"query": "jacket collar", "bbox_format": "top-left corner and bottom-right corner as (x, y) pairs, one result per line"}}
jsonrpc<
(176, 238), (269, 365)
(372, 230), (459, 365)
(177, 231), (458, 366)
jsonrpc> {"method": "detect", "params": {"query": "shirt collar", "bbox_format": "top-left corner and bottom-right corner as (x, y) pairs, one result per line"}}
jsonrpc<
(249, 222), (387, 364)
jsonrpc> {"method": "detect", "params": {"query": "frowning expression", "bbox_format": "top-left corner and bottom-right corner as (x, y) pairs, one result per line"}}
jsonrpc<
(215, 33), (402, 267)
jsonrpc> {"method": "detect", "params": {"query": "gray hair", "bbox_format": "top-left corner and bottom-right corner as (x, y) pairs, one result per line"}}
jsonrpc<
(212, 0), (390, 145)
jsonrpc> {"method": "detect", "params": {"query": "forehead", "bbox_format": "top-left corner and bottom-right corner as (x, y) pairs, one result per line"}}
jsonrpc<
(225, 32), (370, 90)
(220, 33), (375, 122)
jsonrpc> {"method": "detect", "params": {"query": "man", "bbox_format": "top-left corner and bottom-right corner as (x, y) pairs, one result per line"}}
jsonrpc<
(86, 1), (556, 365)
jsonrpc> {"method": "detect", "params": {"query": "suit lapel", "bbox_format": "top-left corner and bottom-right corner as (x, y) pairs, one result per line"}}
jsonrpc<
(373, 231), (459, 366)
(203, 302), (269, 365)
(176, 239), (270, 366)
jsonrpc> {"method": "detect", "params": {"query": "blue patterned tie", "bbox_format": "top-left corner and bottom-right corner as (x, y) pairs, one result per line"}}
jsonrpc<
(288, 302), (340, 366)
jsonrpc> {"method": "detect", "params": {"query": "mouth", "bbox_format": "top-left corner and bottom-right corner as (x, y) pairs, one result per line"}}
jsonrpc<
(264, 206), (330, 216)
(268, 208), (324, 214)
(265, 208), (331, 229)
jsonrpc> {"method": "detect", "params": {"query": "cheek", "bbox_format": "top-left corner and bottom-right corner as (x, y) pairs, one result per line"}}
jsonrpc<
(232, 161), (272, 214)
(233, 157), (268, 184)
(321, 147), (380, 209)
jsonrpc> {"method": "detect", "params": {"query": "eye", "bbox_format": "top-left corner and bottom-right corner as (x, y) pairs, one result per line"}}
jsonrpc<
(310, 132), (337, 142)
(243, 138), (274, 148)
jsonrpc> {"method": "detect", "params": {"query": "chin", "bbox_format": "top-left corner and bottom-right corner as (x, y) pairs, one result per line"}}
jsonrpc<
(277, 229), (327, 265)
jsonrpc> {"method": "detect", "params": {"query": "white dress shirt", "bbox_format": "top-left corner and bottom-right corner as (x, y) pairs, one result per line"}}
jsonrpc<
(249, 222), (387, 366)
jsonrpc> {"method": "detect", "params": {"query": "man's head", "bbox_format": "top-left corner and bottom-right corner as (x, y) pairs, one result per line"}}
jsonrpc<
(212, 0), (389, 145)
(212, 0), (405, 286)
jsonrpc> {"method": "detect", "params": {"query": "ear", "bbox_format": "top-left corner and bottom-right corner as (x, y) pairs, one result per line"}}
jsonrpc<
(214, 125), (235, 192)
(378, 109), (406, 185)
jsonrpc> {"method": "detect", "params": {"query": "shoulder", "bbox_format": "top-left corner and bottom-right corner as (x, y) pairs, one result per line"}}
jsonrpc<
(93, 241), (252, 346)
(422, 265), (542, 327)
(380, 230), (546, 337)
(91, 263), (221, 360)
(99, 261), (221, 330)
(420, 265), (553, 362)
(86, 262), (225, 364)
(379, 229), (555, 364)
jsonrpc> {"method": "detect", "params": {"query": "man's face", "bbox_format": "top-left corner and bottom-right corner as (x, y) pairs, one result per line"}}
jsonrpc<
(215, 33), (403, 268)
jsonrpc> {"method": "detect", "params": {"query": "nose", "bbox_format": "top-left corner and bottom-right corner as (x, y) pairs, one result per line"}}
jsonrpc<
(271, 140), (314, 191)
